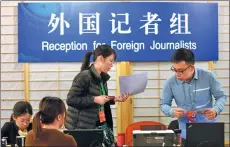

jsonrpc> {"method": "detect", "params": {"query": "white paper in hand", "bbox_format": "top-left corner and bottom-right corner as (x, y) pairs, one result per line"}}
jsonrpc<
(119, 72), (148, 95)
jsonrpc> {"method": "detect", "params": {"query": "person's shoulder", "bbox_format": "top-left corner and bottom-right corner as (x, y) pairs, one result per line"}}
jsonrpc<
(79, 70), (90, 75)
(25, 130), (37, 146)
(64, 134), (77, 146)
(64, 133), (75, 140)
(39, 129), (66, 139)
(196, 67), (211, 74)
(51, 129), (76, 143)
(26, 130), (35, 138)
(2, 121), (13, 127)
(73, 70), (91, 81)
(47, 129), (69, 137)
(196, 68), (215, 78)
(53, 129), (71, 138)
(1, 121), (14, 130)
(165, 75), (176, 85)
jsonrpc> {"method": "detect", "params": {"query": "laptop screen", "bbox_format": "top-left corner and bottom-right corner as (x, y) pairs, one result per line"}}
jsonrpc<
(186, 122), (224, 147)
(63, 129), (103, 147)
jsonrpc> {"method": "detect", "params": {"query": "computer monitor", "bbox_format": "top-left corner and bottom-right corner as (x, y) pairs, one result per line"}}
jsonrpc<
(186, 122), (224, 147)
(63, 129), (104, 147)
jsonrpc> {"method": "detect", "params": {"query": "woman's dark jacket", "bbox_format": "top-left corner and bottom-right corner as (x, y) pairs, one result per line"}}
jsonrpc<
(65, 65), (115, 130)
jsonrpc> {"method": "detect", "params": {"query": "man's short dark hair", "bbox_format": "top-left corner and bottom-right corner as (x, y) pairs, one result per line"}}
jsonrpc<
(171, 48), (195, 65)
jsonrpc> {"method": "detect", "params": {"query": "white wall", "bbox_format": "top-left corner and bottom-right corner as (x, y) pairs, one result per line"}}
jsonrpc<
(1, 1), (229, 140)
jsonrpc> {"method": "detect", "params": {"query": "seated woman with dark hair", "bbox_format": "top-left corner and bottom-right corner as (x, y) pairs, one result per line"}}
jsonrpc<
(26, 96), (77, 147)
(1, 101), (33, 145)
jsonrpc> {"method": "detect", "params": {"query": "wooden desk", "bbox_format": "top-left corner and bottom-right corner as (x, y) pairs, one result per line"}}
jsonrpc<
(225, 140), (230, 147)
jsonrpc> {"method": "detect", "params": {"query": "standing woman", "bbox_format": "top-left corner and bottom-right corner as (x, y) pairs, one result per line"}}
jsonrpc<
(65, 45), (129, 146)
(1, 101), (33, 145)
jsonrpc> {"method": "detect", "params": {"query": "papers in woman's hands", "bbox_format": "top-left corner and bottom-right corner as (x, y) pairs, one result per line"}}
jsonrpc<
(119, 72), (148, 95)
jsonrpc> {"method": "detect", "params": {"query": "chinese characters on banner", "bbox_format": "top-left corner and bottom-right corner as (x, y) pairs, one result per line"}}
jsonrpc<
(48, 12), (191, 36)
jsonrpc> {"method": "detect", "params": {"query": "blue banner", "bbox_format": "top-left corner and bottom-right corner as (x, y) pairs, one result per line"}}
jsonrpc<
(18, 2), (218, 62)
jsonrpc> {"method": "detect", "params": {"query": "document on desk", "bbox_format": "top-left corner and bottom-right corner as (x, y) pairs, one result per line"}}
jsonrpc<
(119, 72), (148, 95)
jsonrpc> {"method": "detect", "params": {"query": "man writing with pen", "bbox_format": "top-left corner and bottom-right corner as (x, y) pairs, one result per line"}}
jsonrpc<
(160, 48), (227, 146)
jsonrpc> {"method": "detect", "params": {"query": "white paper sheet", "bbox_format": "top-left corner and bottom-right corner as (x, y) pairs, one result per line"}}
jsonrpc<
(119, 72), (148, 95)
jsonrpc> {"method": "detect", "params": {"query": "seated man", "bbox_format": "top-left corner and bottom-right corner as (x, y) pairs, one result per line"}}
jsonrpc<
(160, 48), (227, 146)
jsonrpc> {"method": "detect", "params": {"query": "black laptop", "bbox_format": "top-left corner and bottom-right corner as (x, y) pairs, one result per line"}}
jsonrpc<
(186, 122), (224, 147)
(63, 129), (104, 147)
